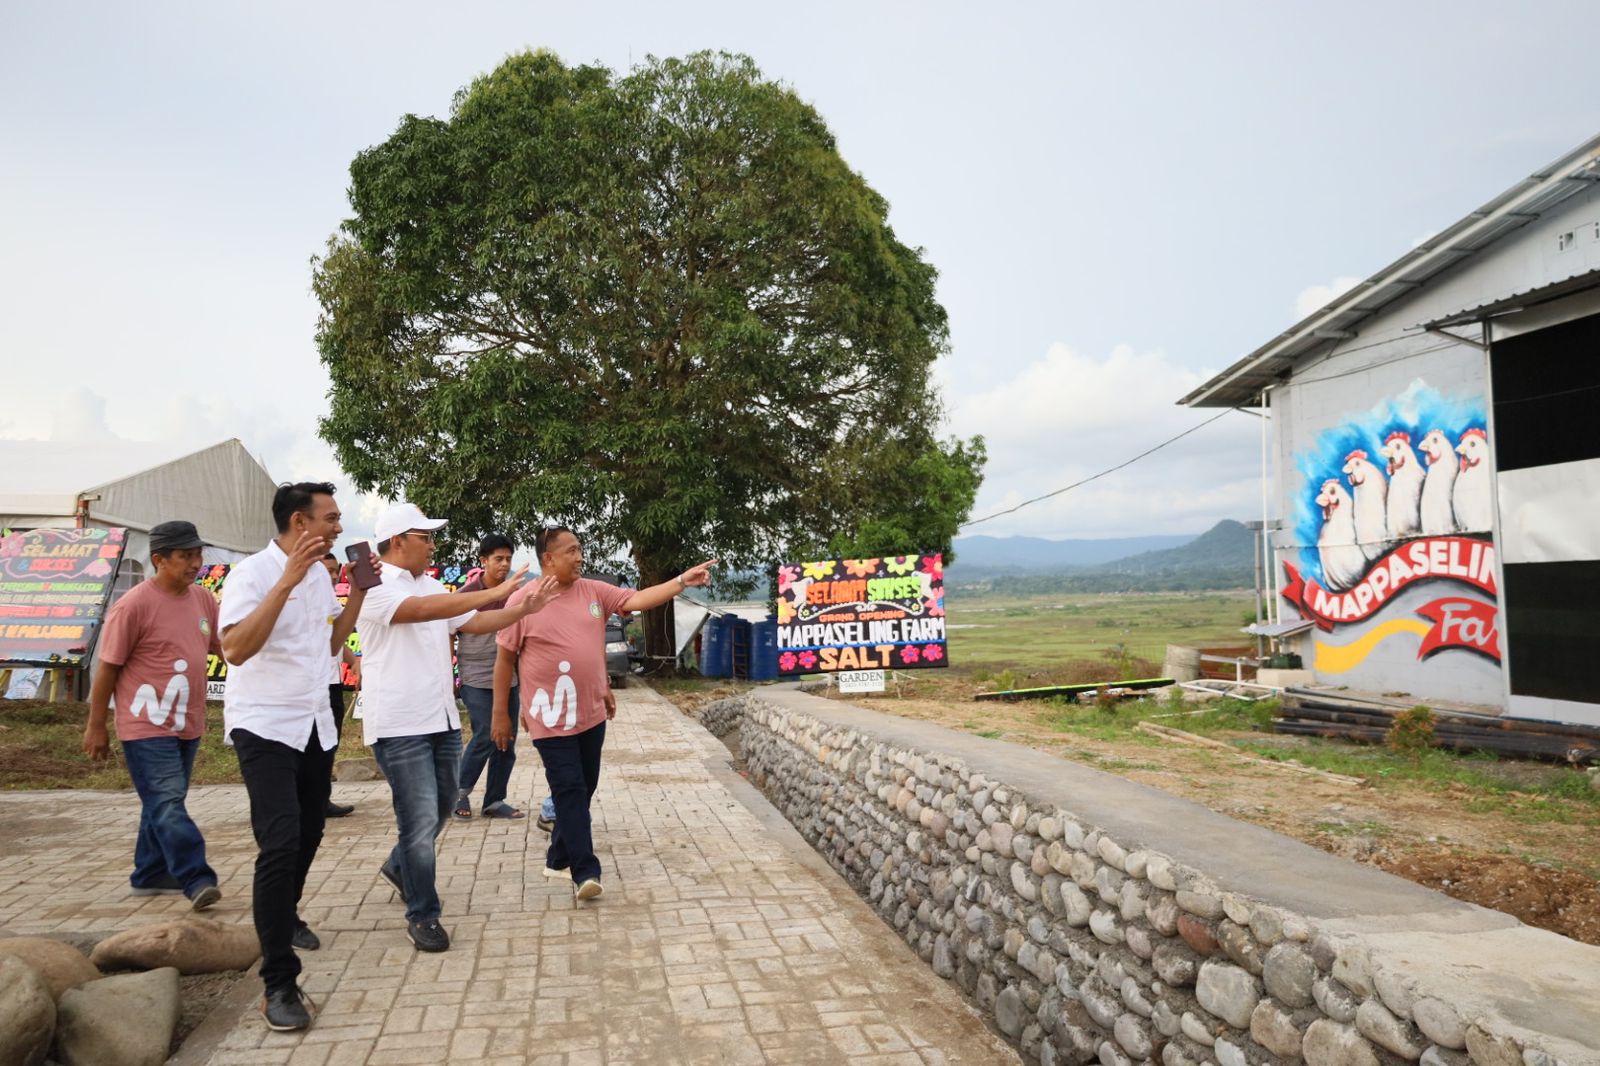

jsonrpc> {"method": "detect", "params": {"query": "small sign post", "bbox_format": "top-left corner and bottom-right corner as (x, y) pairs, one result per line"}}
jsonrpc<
(837, 669), (886, 693)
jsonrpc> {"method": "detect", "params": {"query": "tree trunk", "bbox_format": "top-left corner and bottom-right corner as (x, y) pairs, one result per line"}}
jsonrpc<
(634, 549), (679, 675)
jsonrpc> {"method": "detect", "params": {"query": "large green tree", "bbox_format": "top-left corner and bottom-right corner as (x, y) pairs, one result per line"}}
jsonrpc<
(313, 49), (984, 660)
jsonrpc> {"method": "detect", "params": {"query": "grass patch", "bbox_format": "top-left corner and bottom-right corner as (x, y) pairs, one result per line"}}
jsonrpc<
(1, 698), (368, 791)
(1041, 696), (1276, 741)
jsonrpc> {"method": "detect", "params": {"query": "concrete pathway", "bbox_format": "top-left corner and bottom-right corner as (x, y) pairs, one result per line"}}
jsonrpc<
(0, 687), (1016, 1066)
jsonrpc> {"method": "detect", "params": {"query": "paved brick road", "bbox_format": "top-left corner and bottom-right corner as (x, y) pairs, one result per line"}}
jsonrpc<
(0, 687), (1016, 1066)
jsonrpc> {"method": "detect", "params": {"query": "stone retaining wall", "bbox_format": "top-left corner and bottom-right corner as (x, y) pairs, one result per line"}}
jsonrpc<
(698, 689), (1600, 1066)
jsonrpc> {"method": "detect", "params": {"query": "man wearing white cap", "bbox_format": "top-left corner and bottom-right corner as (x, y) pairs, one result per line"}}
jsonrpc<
(359, 502), (558, 953)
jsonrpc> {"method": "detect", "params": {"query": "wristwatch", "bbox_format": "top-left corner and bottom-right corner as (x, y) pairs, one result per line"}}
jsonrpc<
(676, 575), (687, 590)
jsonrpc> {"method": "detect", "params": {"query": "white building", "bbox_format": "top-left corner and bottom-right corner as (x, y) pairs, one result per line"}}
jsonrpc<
(1184, 134), (1600, 726)
(0, 438), (278, 594)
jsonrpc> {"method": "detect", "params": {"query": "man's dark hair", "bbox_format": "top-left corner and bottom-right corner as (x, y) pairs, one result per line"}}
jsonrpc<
(534, 526), (576, 558)
(271, 482), (338, 533)
(477, 533), (514, 559)
(322, 552), (338, 562)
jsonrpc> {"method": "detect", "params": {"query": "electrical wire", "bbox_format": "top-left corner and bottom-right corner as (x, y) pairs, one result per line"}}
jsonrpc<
(960, 407), (1243, 529)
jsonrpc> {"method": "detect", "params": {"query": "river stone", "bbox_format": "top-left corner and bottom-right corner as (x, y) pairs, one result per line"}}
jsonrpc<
(1038, 816), (1062, 842)
(1250, 999), (1306, 1059)
(1062, 883), (1094, 927)
(1463, 1026), (1524, 1066)
(1249, 906), (1286, 946)
(1124, 923), (1155, 960)
(1373, 967), (1417, 1019)
(1356, 999), (1425, 1060)
(933, 934), (956, 978)
(996, 985), (1027, 1037)
(1153, 999), (1183, 1038)
(1264, 942), (1316, 1008)
(54, 968), (180, 1066)
(1420, 1048), (1470, 1066)
(1177, 888), (1225, 920)
(1313, 975), (1361, 1024)
(0, 938), (100, 1001)
(1165, 1038), (1209, 1066)
(1302, 1019), (1380, 1066)
(1218, 919), (1264, 975)
(1088, 908), (1123, 945)
(1147, 890), (1181, 936)
(90, 916), (260, 976)
(1153, 942), (1201, 987)
(1180, 1010), (1219, 1047)
(990, 821), (1015, 856)
(1081, 978), (1120, 1030)
(1114, 1013), (1154, 1059)
(1012, 862), (1041, 902)
(1177, 913), (1221, 955)
(1048, 841), (1076, 876)
(1331, 945), (1375, 999)
(1196, 960), (1261, 1029)
(0, 956), (55, 1066)
(1145, 853), (1176, 890)
(1411, 997), (1465, 1050)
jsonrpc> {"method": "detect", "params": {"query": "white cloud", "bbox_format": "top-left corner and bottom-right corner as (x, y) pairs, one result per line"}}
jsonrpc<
(948, 343), (1267, 539)
(1294, 275), (1361, 319)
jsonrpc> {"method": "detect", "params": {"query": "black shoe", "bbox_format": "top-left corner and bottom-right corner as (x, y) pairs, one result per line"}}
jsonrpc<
(189, 883), (222, 912)
(325, 801), (355, 818)
(292, 921), (321, 951)
(406, 918), (450, 953)
(260, 984), (316, 1031)
(378, 863), (407, 903)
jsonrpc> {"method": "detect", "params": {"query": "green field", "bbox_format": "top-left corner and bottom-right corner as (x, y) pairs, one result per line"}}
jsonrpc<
(943, 589), (1255, 675)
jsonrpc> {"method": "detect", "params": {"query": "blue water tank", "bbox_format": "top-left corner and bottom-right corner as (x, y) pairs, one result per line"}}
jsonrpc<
(700, 615), (732, 677)
(749, 620), (779, 681)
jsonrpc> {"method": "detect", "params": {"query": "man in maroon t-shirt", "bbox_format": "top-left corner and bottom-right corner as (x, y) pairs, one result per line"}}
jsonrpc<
(85, 520), (224, 910)
(491, 526), (715, 901)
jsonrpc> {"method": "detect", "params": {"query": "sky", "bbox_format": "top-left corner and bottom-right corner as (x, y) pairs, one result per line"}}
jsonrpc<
(4, 1), (1598, 544)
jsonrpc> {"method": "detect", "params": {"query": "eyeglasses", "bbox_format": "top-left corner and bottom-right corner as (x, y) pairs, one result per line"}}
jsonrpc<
(400, 531), (436, 543)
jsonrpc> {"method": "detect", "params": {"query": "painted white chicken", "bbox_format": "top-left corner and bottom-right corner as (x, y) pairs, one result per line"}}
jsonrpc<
(1342, 449), (1390, 561)
(1418, 428), (1460, 535)
(1452, 427), (1494, 532)
(1315, 479), (1368, 591)
(1379, 430), (1424, 540)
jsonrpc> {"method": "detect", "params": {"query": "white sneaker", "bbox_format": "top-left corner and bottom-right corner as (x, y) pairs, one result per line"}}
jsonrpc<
(575, 879), (603, 901)
(543, 867), (567, 880)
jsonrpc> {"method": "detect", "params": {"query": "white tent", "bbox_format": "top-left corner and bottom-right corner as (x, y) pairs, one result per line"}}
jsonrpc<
(0, 438), (278, 577)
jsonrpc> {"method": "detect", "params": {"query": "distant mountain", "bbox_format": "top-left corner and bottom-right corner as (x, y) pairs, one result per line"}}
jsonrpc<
(949, 520), (1255, 594)
(1087, 519), (1255, 577)
(950, 532), (1195, 573)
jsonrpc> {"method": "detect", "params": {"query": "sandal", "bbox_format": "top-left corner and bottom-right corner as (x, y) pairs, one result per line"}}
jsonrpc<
(453, 790), (473, 819)
(481, 802), (526, 819)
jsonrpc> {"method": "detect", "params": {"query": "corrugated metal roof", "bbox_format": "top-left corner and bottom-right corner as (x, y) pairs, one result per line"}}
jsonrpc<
(1423, 268), (1600, 328)
(1182, 134), (1600, 408)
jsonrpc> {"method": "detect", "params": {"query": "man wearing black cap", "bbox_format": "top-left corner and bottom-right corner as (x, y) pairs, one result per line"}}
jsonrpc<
(85, 520), (224, 911)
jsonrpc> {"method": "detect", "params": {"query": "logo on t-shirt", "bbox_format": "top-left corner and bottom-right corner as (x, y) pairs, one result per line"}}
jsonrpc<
(528, 659), (579, 730)
(198, 617), (211, 636)
(588, 602), (601, 618)
(128, 658), (192, 731)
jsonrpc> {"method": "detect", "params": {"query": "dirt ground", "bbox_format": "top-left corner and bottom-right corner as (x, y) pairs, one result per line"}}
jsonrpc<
(662, 682), (1600, 947)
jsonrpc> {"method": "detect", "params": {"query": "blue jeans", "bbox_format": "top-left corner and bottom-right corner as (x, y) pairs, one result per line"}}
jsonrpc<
(532, 722), (605, 884)
(457, 684), (516, 809)
(372, 729), (462, 923)
(122, 736), (216, 895)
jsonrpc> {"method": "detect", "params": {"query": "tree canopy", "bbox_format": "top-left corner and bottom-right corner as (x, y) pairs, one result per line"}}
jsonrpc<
(313, 49), (984, 657)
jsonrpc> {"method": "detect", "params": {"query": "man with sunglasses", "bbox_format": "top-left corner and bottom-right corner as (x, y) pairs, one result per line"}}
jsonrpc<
(359, 503), (559, 953)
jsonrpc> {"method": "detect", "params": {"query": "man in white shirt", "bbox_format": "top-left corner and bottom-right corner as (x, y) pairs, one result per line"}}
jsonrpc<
(360, 502), (558, 953)
(220, 482), (372, 1033)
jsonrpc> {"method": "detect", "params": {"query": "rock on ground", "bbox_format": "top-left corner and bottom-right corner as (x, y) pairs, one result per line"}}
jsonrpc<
(0, 955), (56, 1066)
(0, 936), (100, 1000)
(89, 916), (260, 975)
(54, 967), (181, 1066)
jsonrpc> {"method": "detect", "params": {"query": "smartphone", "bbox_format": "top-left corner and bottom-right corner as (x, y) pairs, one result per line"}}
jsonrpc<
(345, 540), (381, 590)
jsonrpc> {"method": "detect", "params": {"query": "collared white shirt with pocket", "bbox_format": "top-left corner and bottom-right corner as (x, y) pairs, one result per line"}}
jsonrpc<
(357, 567), (475, 746)
(220, 540), (342, 751)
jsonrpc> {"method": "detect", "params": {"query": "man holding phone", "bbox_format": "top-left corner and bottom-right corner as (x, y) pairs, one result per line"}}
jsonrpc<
(359, 503), (560, 953)
(220, 482), (371, 1033)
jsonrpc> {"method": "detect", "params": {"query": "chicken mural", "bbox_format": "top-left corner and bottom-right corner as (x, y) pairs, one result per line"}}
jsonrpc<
(1418, 428), (1460, 536)
(1379, 431), (1425, 540)
(1283, 380), (1501, 676)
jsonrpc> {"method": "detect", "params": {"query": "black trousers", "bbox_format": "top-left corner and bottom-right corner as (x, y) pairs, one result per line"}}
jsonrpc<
(531, 722), (606, 884)
(329, 683), (347, 738)
(233, 724), (334, 993)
